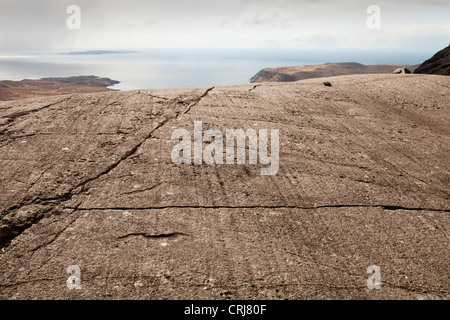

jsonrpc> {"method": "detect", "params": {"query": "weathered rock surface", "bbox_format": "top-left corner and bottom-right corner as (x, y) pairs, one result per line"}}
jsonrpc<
(415, 44), (450, 76)
(0, 74), (449, 300)
(250, 63), (419, 83)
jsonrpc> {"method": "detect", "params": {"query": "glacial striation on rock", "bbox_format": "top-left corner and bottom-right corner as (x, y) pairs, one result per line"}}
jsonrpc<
(0, 74), (449, 300)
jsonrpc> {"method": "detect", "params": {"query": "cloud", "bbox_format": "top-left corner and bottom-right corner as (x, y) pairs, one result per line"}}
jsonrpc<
(0, 0), (449, 52)
(289, 24), (450, 51)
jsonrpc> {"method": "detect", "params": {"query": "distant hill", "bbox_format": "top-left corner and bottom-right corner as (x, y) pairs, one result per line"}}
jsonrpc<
(250, 62), (419, 83)
(414, 44), (450, 76)
(0, 76), (119, 101)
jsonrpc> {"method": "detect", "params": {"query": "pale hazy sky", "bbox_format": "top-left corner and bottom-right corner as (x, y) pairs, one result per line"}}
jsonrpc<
(1, 0), (449, 53)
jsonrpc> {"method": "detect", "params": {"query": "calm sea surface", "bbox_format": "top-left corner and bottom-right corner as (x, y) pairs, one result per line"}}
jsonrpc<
(0, 49), (432, 90)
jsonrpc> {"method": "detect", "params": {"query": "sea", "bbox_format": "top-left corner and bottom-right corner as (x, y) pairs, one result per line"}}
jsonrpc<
(0, 49), (433, 91)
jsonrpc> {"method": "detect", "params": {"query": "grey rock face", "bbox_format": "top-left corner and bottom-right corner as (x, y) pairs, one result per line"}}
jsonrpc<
(0, 74), (449, 300)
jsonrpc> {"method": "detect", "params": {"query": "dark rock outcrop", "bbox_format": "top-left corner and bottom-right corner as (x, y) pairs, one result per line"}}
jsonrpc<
(414, 44), (450, 76)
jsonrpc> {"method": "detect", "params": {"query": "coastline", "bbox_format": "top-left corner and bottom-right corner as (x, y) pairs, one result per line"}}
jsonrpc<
(0, 75), (120, 101)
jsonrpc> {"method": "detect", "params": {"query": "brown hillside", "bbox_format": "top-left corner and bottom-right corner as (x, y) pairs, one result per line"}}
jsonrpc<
(0, 76), (119, 101)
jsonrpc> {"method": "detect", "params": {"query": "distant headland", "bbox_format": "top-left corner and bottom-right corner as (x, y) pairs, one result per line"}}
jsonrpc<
(0, 75), (119, 101)
(250, 62), (420, 83)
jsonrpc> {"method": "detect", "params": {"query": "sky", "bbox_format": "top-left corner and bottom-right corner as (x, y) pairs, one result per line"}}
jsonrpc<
(0, 0), (449, 53)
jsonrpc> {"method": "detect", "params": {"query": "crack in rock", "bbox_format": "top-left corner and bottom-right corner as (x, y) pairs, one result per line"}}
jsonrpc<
(182, 87), (215, 114)
(1, 97), (71, 123)
(117, 232), (189, 240)
(29, 205), (82, 253)
(71, 204), (450, 213)
(0, 88), (213, 250)
(248, 84), (261, 94)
